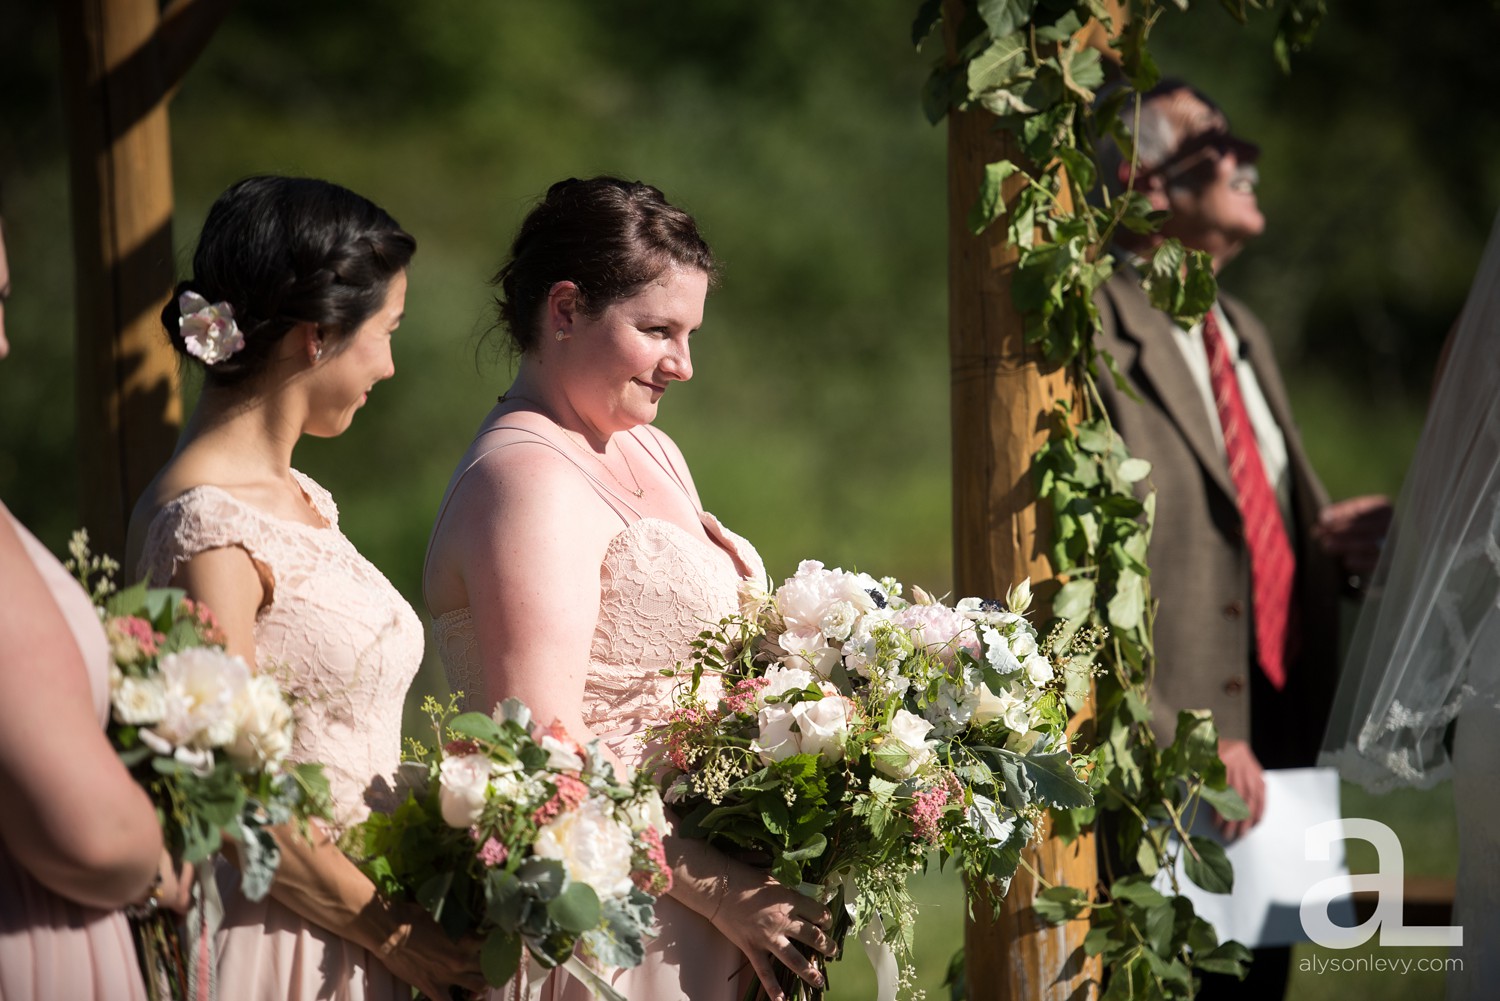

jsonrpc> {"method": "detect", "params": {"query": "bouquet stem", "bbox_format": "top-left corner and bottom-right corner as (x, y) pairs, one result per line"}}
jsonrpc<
(130, 911), (188, 1001)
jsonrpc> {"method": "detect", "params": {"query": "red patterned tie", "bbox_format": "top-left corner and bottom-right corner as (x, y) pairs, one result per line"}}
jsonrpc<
(1201, 309), (1295, 690)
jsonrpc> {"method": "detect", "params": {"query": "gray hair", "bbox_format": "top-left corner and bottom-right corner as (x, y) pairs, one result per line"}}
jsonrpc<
(1095, 79), (1220, 198)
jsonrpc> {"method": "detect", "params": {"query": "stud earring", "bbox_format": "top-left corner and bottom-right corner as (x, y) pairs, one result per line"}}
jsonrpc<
(313, 344), (323, 362)
(554, 329), (566, 342)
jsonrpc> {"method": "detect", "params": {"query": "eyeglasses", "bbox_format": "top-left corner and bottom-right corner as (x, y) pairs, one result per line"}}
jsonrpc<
(1150, 129), (1261, 188)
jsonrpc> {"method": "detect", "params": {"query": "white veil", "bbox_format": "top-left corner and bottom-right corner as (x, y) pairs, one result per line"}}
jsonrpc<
(1321, 212), (1500, 792)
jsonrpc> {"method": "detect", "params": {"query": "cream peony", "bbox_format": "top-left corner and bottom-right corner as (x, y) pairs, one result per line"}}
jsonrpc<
(226, 675), (294, 771)
(154, 647), (249, 749)
(438, 753), (493, 828)
(533, 797), (636, 900)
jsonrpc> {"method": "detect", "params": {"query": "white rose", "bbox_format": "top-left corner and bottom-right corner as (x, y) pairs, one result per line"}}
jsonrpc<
(874, 709), (936, 779)
(760, 665), (816, 705)
(540, 734), (585, 773)
(1009, 632), (1038, 660)
(1023, 653), (1055, 687)
(994, 683), (1033, 732)
(776, 630), (841, 679)
(972, 683), (1007, 725)
(752, 703), (800, 764)
(155, 647), (249, 749)
(227, 675), (294, 771)
(112, 675), (167, 725)
(795, 697), (851, 762)
(438, 753), (492, 828)
(534, 797), (635, 900)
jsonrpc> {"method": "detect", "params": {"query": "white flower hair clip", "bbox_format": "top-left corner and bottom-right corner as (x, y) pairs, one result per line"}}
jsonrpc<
(178, 290), (245, 365)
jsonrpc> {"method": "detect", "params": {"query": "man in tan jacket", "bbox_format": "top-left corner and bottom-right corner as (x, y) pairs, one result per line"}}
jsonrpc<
(1093, 80), (1390, 999)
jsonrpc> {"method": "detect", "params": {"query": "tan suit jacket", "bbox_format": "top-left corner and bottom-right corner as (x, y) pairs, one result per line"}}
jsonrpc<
(1094, 269), (1343, 765)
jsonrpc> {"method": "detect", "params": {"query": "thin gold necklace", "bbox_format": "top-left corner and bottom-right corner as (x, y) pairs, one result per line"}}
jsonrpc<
(497, 393), (645, 498)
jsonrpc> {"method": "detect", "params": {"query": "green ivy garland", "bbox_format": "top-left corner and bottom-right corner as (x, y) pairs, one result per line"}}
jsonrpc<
(915, 2), (1324, 998)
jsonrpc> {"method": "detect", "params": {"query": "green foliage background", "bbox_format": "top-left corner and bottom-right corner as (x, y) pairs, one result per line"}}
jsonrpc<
(0, 1), (1491, 996)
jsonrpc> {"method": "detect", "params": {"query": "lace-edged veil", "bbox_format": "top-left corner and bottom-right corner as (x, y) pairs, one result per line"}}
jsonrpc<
(1321, 213), (1500, 792)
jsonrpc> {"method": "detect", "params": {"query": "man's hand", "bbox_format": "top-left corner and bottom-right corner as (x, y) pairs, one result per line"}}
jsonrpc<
(1314, 495), (1393, 580)
(1215, 738), (1265, 842)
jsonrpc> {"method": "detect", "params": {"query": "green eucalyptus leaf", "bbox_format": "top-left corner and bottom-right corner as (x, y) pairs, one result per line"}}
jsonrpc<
(911, 0), (943, 48)
(1183, 835), (1234, 894)
(969, 160), (1020, 235)
(548, 881), (602, 934)
(1198, 783), (1250, 822)
(1117, 458), (1152, 484)
(1106, 570), (1145, 631)
(1052, 579), (1095, 621)
(977, 0), (1037, 40)
(480, 930), (524, 988)
(448, 711), (505, 745)
(1033, 885), (1089, 925)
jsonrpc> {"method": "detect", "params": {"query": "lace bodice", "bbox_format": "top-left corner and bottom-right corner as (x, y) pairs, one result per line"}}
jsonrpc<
(434, 512), (766, 768)
(139, 470), (423, 828)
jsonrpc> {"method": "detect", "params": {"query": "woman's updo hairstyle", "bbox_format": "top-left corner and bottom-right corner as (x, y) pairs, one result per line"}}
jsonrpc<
(162, 175), (415, 386)
(492, 177), (715, 354)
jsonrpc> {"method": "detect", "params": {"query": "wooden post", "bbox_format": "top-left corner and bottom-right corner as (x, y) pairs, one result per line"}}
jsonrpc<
(56, 0), (234, 558)
(944, 1), (1123, 997)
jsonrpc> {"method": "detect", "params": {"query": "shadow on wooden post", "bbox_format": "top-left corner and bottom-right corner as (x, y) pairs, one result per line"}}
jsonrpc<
(56, 0), (235, 558)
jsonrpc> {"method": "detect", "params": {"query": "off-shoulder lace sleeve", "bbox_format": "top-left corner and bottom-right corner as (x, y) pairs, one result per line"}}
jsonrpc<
(137, 488), (278, 603)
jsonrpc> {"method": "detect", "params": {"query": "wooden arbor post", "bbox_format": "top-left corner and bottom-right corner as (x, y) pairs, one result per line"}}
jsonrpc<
(944, 2), (1121, 997)
(57, 0), (234, 558)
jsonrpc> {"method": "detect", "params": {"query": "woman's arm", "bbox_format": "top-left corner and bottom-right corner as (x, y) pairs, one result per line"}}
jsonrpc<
(172, 545), (485, 997)
(451, 445), (617, 744)
(0, 514), (163, 910)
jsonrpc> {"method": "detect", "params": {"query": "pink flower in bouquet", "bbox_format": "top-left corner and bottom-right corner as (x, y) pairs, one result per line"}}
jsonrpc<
(106, 616), (160, 664)
(476, 836), (509, 868)
(532, 772), (589, 827)
(180, 598), (226, 646)
(910, 782), (955, 846)
(631, 826), (673, 895)
(893, 603), (980, 662)
(665, 705), (711, 771)
(723, 676), (770, 715)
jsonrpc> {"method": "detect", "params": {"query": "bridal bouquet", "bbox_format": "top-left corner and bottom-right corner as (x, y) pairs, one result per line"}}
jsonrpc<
(68, 532), (331, 1000)
(654, 560), (1094, 1001)
(354, 695), (673, 1000)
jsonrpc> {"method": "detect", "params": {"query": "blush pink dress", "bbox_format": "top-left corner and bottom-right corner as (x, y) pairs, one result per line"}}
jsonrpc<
(431, 426), (766, 1001)
(140, 471), (423, 1001)
(0, 506), (150, 1001)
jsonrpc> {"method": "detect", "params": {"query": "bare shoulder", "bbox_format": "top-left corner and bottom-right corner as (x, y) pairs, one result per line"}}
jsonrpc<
(426, 424), (625, 612)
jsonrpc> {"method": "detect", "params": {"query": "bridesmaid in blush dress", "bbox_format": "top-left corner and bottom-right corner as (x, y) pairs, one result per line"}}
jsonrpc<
(424, 177), (836, 1001)
(0, 215), (164, 1000)
(126, 177), (484, 1001)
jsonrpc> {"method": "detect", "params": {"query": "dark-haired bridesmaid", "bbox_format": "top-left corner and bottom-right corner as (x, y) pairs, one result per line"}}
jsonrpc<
(127, 176), (483, 1001)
